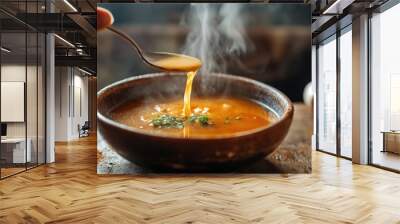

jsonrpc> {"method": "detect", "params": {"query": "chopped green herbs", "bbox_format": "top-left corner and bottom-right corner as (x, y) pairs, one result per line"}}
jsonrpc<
(150, 114), (217, 129)
(188, 114), (211, 126)
(198, 115), (209, 125)
(150, 114), (212, 129)
(188, 115), (197, 124)
(151, 114), (184, 129)
(148, 112), (249, 129)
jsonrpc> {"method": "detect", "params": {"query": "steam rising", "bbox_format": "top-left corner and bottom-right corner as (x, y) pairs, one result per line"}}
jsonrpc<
(182, 4), (252, 75)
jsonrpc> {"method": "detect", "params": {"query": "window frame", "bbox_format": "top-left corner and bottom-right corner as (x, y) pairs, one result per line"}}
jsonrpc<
(315, 21), (353, 161)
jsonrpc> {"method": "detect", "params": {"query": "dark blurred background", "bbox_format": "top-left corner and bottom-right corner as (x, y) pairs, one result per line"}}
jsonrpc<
(97, 3), (311, 102)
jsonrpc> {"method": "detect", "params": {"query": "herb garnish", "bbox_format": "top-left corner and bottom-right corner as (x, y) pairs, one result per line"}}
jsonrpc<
(151, 114), (185, 129)
(188, 114), (212, 126)
(150, 114), (212, 129)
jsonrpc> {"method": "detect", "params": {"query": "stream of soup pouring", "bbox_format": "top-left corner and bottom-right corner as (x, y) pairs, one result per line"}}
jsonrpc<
(152, 55), (201, 117)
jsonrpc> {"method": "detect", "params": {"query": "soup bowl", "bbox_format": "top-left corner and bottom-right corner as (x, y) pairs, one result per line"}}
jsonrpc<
(98, 73), (293, 171)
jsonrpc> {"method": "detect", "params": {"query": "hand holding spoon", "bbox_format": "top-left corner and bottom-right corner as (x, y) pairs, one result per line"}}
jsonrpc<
(97, 7), (201, 72)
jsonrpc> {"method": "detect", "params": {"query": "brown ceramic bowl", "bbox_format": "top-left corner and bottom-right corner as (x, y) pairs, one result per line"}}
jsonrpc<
(98, 73), (293, 172)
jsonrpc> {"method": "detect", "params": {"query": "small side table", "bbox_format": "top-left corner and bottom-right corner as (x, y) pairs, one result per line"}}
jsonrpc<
(381, 131), (400, 154)
(0, 138), (31, 164)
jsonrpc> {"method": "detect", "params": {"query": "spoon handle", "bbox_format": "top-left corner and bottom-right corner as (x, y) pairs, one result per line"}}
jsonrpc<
(107, 26), (146, 60)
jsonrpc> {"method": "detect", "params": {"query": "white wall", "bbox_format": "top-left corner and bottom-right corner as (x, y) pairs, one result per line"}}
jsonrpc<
(55, 67), (69, 141)
(1, 65), (34, 138)
(54, 67), (89, 141)
(72, 73), (89, 138)
(1, 64), (46, 164)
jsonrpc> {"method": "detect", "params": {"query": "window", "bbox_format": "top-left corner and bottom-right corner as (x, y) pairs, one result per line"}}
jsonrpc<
(339, 27), (352, 158)
(316, 25), (353, 159)
(370, 3), (400, 171)
(0, 1), (46, 179)
(317, 35), (337, 154)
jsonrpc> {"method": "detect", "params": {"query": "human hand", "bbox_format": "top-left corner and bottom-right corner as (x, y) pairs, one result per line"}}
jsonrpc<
(97, 7), (114, 30)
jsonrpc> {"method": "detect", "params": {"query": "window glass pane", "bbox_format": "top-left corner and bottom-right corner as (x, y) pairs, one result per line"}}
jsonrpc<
(26, 1), (39, 169)
(371, 4), (400, 171)
(27, 31), (38, 169)
(339, 28), (352, 158)
(38, 33), (45, 165)
(1, 31), (27, 177)
(0, 0), (46, 179)
(317, 36), (337, 154)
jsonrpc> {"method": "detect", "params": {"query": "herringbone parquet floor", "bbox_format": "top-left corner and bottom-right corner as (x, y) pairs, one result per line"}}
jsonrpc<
(2, 137), (400, 224)
(1, 107), (400, 223)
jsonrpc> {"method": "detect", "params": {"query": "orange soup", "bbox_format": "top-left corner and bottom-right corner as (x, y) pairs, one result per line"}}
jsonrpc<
(111, 97), (274, 138)
(152, 54), (201, 72)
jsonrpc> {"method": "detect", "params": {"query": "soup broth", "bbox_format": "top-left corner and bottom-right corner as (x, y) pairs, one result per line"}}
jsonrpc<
(153, 54), (201, 72)
(111, 97), (274, 138)
(153, 54), (201, 117)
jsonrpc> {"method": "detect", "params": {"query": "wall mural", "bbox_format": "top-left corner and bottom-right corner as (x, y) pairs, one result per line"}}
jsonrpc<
(97, 3), (312, 174)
